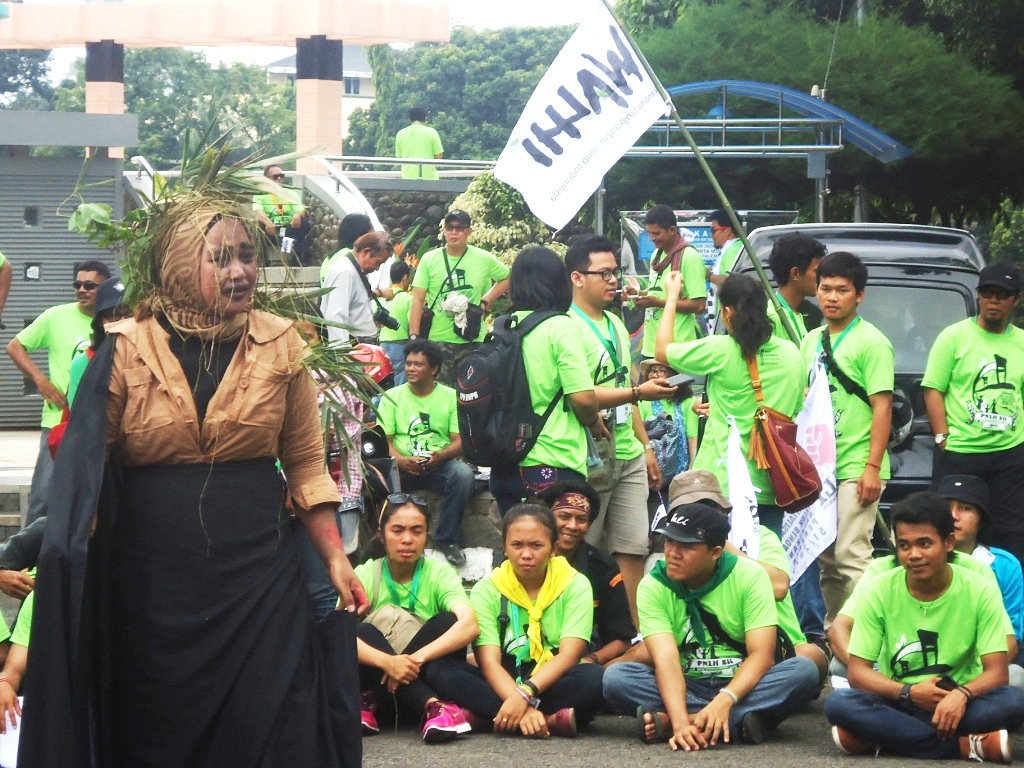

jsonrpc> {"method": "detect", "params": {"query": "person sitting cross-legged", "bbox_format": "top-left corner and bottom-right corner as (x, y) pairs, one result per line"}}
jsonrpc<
(824, 492), (1024, 762)
(602, 503), (819, 750)
(376, 339), (475, 567)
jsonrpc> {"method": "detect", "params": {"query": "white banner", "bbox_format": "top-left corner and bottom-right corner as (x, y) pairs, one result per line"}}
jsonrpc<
(493, 1), (668, 230)
(782, 362), (839, 580)
(726, 416), (759, 560)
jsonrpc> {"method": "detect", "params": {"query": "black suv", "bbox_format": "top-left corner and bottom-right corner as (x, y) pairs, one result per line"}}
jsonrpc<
(731, 223), (984, 516)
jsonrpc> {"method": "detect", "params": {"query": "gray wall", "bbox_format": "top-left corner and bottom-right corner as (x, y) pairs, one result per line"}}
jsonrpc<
(0, 156), (122, 429)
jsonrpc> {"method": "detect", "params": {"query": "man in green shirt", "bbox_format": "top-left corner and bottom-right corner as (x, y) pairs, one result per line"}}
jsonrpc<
(602, 502), (819, 749)
(766, 232), (825, 343)
(379, 260), (412, 386)
(800, 252), (894, 626)
(0, 250), (11, 328)
(395, 107), (444, 181)
(252, 164), (310, 263)
(566, 234), (677, 626)
(634, 205), (706, 358)
(7, 259), (109, 523)
(408, 210), (510, 386)
(923, 263), (1024, 565)
(825, 492), (1024, 761)
(377, 339), (474, 567)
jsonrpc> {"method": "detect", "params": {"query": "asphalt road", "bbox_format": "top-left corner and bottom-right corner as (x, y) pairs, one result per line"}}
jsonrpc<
(362, 689), (1023, 767)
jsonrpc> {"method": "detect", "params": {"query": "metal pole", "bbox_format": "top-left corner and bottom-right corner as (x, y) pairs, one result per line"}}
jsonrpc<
(595, 175), (606, 236)
(599, 0), (799, 344)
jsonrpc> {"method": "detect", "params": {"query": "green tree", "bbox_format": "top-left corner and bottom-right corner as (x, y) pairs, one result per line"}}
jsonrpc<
(614, 0), (685, 33)
(51, 49), (295, 167)
(0, 51), (54, 108)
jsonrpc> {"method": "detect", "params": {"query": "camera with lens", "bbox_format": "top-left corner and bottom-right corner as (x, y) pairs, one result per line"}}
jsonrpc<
(373, 306), (400, 331)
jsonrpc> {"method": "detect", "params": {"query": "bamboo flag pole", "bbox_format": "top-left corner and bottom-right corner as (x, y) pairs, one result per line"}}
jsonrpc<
(600, 0), (800, 344)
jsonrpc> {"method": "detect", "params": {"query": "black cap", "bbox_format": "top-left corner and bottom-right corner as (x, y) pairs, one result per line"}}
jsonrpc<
(654, 502), (730, 546)
(978, 263), (1020, 294)
(444, 209), (471, 227)
(937, 474), (990, 521)
(95, 277), (125, 315)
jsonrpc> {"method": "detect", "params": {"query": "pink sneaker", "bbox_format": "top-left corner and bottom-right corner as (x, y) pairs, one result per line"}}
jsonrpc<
(361, 691), (379, 736)
(422, 700), (472, 743)
(459, 707), (490, 733)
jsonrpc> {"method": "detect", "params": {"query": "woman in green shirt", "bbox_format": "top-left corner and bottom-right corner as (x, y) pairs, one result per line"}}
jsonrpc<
(355, 495), (479, 743)
(655, 273), (804, 536)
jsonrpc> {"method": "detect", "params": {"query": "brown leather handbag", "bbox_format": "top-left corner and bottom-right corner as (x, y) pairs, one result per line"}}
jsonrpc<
(746, 358), (822, 512)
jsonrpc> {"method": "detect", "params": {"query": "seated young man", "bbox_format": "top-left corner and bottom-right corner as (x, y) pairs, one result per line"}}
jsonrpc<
(825, 492), (1024, 762)
(540, 480), (636, 666)
(602, 502), (819, 750)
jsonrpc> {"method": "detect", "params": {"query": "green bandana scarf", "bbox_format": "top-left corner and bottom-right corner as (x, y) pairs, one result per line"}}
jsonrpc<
(651, 550), (738, 646)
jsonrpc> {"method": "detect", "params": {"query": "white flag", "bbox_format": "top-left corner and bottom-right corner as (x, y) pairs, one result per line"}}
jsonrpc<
(493, 1), (669, 229)
(782, 361), (839, 580)
(726, 416), (759, 560)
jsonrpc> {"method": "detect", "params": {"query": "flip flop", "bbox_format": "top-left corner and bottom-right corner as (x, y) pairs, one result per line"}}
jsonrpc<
(636, 706), (671, 744)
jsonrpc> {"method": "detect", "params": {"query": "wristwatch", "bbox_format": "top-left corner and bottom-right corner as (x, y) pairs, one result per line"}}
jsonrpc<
(934, 433), (948, 445)
(898, 683), (912, 708)
(408, 334), (419, 340)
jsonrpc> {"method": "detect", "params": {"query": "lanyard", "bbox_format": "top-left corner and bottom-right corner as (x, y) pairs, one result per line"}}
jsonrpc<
(775, 292), (802, 337)
(817, 315), (861, 355)
(571, 305), (625, 384)
(382, 557), (424, 614)
(508, 603), (533, 683)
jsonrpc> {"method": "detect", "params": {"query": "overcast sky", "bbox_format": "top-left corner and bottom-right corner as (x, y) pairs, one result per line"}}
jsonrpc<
(39, 0), (596, 82)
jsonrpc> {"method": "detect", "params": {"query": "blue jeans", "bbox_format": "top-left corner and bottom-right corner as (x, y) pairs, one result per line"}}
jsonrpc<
(380, 341), (408, 386)
(26, 428), (53, 523)
(293, 507), (361, 621)
(400, 459), (475, 547)
(791, 559), (827, 638)
(825, 686), (1024, 759)
(489, 464), (586, 515)
(604, 657), (819, 732)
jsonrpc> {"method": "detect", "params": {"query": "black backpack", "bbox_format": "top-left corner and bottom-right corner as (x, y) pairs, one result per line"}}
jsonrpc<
(456, 311), (563, 465)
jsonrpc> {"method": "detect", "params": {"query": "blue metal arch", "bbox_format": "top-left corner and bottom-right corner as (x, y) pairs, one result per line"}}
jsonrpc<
(667, 79), (912, 164)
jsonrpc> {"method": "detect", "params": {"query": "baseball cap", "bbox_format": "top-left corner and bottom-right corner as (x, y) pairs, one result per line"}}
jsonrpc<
(937, 474), (990, 521)
(668, 470), (732, 511)
(654, 502), (730, 546)
(444, 209), (471, 227)
(95, 277), (126, 315)
(977, 263), (1020, 294)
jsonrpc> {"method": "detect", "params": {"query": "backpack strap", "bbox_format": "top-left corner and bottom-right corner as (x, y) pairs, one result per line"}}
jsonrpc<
(508, 311), (566, 419)
(695, 603), (795, 663)
(498, 594), (512, 664)
(820, 332), (872, 407)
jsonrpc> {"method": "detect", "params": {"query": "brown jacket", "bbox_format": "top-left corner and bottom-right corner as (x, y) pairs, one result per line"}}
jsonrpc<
(106, 311), (340, 511)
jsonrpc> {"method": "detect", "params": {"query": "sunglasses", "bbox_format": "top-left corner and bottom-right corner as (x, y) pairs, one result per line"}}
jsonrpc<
(444, 224), (469, 233)
(73, 281), (99, 291)
(386, 492), (429, 509)
(978, 287), (1016, 301)
(270, 173), (286, 181)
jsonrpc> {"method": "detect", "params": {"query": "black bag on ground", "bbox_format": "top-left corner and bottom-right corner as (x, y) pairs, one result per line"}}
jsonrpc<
(456, 311), (563, 465)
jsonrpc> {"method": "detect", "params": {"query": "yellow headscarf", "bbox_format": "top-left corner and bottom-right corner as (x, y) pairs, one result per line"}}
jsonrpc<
(489, 555), (577, 671)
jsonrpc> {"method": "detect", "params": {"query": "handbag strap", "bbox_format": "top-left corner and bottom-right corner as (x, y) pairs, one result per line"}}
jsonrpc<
(746, 357), (765, 406)
(820, 331), (872, 408)
(745, 356), (770, 470)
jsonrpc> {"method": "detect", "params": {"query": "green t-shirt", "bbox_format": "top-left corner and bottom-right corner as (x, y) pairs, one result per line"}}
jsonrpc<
(768, 293), (809, 343)
(11, 589), (33, 647)
(839, 551), (1002, 622)
(922, 318), (1024, 454)
(67, 348), (92, 407)
(395, 122), (444, 180)
(379, 288), (412, 342)
(755, 527), (807, 646)
(319, 247), (353, 288)
(252, 189), (304, 229)
(15, 302), (94, 428)
(470, 568), (594, 654)
(638, 395), (699, 437)
(569, 306), (642, 461)
(801, 318), (894, 480)
(411, 245), (509, 343)
(848, 564), (1008, 685)
(516, 311), (594, 473)
(0, 251), (6, 269)
(716, 240), (744, 275)
(667, 334), (804, 505)
(355, 556), (468, 619)
(641, 245), (706, 357)
(637, 556), (777, 679)
(377, 382), (458, 457)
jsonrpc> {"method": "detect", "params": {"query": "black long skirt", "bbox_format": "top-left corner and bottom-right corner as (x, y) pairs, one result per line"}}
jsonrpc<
(107, 458), (357, 768)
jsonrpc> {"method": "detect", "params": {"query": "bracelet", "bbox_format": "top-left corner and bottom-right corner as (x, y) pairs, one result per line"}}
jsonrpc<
(720, 687), (738, 704)
(957, 685), (974, 702)
(865, 461), (881, 470)
(522, 679), (540, 697)
(0, 677), (10, 688)
(631, 385), (640, 403)
(513, 688), (531, 705)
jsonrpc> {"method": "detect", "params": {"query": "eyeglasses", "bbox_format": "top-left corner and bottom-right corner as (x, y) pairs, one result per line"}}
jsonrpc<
(270, 173), (286, 181)
(386, 492), (429, 509)
(578, 268), (622, 283)
(711, 225), (728, 232)
(978, 287), (1016, 301)
(72, 281), (99, 291)
(444, 224), (469, 233)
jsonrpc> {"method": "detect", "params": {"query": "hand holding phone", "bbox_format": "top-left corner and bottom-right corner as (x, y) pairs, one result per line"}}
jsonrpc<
(665, 373), (695, 388)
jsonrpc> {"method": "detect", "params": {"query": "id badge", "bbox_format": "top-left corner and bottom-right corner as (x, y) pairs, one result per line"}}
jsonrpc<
(615, 403), (631, 424)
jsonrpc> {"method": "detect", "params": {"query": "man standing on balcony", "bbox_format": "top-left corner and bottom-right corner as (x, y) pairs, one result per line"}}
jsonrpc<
(396, 107), (444, 181)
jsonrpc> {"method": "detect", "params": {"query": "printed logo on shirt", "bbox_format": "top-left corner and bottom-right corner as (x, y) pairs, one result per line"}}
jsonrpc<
(409, 412), (433, 457)
(966, 355), (1020, 432)
(890, 629), (953, 681)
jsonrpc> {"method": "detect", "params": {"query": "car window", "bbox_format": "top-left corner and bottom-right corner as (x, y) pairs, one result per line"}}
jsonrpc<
(858, 285), (974, 375)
